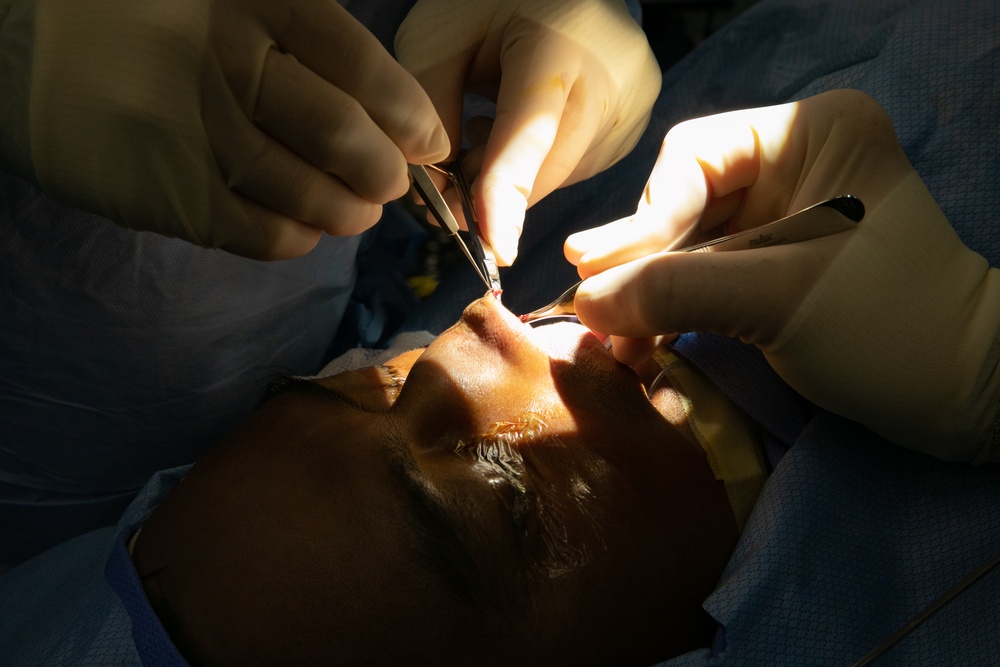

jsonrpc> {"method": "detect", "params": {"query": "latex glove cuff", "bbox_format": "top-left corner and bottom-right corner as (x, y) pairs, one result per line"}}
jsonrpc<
(770, 172), (1000, 462)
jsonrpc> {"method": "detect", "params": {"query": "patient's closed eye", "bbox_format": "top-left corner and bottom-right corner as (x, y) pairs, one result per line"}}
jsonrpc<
(454, 416), (546, 537)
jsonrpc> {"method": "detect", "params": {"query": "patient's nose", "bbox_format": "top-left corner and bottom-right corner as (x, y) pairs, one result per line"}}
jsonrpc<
(460, 293), (523, 328)
(456, 293), (535, 350)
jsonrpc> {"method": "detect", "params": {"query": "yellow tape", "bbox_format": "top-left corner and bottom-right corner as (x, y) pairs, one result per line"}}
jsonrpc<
(652, 348), (769, 531)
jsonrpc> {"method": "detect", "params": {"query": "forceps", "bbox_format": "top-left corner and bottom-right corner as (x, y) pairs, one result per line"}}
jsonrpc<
(521, 194), (865, 325)
(408, 163), (502, 294)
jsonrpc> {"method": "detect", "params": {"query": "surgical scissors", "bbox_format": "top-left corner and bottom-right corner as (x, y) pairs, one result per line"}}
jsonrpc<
(408, 163), (502, 295)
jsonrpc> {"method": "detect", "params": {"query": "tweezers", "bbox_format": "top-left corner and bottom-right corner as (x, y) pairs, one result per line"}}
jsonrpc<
(408, 163), (502, 294)
(520, 194), (865, 325)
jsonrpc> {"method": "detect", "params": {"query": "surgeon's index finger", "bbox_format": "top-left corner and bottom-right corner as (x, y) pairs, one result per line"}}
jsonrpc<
(266, 0), (448, 163)
(564, 144), (717, 276)
(567, 103), (801, 276)
(476, 37), (591, 265)
(574, 236), (839, 346)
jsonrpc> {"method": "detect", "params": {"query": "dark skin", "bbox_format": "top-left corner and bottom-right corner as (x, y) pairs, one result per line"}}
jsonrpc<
(133, 295), (739, 666)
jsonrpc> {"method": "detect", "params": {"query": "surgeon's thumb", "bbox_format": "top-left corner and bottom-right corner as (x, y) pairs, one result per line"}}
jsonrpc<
(573, 240), (836, 346)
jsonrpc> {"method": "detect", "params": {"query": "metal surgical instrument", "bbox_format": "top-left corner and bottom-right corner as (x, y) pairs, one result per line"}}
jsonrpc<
(407, 163), (502, 294)
(520, 194), (865, 325)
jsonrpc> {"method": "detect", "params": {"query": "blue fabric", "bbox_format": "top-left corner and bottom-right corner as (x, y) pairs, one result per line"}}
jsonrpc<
(0, 170), (364, 571)
(0, 465), (188, 666)
(105, 538), (188, 667)
(663, 418), (1000, 666)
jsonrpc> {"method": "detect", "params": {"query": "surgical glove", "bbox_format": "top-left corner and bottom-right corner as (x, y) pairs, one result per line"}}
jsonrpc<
(566, 90), (1000, 462)
(0, 0), (449, 259)
(395, 0), (661, 265)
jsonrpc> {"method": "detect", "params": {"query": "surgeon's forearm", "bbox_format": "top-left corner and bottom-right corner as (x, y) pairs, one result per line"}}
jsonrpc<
(0, 0), (35, 180)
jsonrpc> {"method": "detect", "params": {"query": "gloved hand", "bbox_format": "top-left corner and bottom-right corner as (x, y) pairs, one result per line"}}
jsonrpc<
(565, 89), (1000, 462)
(395, 0), (661, 265)
(0, 0), (449, 259)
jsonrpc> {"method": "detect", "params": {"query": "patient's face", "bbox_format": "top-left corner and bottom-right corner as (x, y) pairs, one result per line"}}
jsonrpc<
(134, 296), (737, 666)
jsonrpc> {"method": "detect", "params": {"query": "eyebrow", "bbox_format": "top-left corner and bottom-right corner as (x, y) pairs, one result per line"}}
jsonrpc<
(379, 424), (489, 603)
(258, 374), (489, 602)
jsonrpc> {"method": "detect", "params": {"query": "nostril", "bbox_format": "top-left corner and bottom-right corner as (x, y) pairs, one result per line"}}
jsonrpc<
(458, 293), (527, 346)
